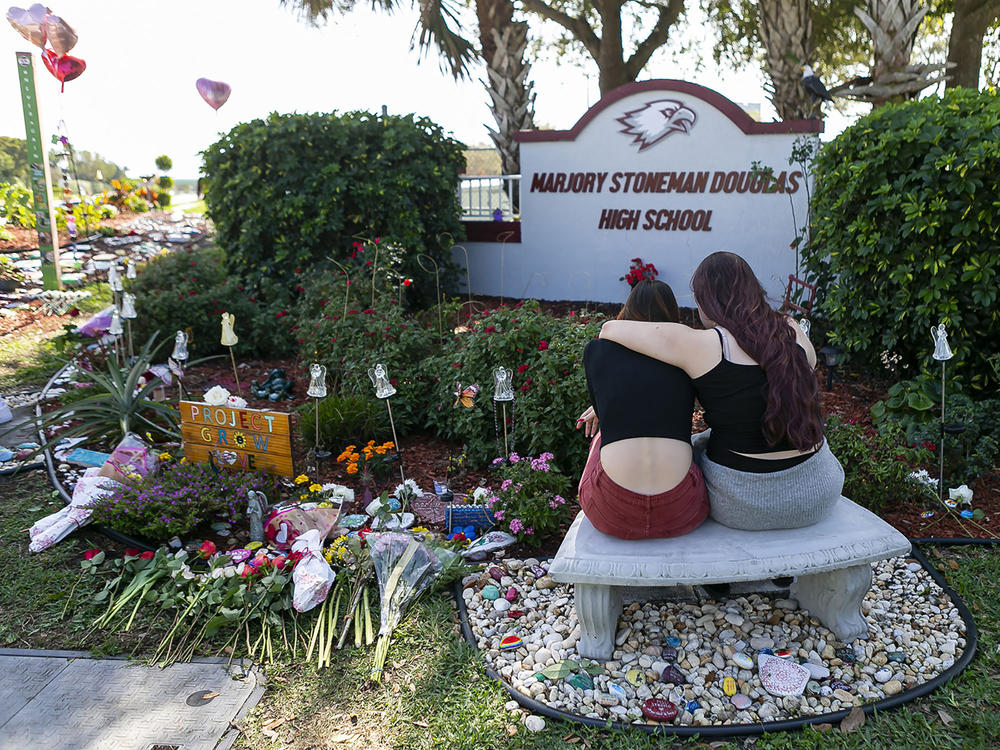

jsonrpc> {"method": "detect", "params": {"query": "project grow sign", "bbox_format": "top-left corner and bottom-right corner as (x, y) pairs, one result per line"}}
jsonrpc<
(512, 80), (822, 304)
(180, 401), (293, 477)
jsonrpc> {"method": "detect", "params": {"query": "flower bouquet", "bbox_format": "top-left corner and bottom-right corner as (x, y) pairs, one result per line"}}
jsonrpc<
(368, 532), (443, 682)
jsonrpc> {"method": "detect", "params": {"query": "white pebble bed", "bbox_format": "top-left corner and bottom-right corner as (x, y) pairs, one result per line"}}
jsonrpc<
(462, 556), (967, 727)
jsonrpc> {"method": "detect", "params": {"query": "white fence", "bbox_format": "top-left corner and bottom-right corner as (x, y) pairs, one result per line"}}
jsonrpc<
(458, 175), (520, 220)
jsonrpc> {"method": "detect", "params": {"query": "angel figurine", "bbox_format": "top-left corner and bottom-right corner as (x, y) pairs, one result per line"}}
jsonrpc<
(368, 363), (397, 399)
(307, 363), (328, 398)
(797, 318), (811, 337)
(171, 330), (189, 363)
(120, 292), (137, 320)
(108, 308), (124, 336)
(125, 260), (136, 280)
(107, 264), (123, 292)
(931, 323), (953, 361)
(247, 490), (267, 543)
(220, 312), (238, 346)
(492, 366), (514, 402)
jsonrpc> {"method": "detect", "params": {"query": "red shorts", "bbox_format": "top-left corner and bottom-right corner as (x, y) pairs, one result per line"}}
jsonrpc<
(578, 433), (709, 540)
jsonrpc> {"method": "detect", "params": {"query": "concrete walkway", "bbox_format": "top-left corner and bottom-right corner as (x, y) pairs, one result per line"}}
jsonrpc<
(0, 649), (264, 750)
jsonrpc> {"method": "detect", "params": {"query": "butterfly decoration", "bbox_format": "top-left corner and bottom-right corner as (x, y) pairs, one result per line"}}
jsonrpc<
(453, 382), (480, 408)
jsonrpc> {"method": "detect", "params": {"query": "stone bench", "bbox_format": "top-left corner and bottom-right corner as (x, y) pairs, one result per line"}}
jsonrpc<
(548, 497), (910, 660)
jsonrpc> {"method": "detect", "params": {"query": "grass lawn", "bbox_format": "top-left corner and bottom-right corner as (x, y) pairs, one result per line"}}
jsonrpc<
(1, 469), (998, 749)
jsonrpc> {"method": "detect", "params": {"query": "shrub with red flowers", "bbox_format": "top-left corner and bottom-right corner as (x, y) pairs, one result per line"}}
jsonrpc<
(620, 257), (659, 287)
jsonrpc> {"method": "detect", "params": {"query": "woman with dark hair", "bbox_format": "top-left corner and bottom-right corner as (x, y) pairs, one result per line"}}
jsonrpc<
(575, 280), (710, 539)
(598, 252), (843, 530)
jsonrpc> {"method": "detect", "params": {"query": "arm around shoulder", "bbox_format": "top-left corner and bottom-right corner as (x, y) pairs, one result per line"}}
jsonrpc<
(598, 320), (690, 367)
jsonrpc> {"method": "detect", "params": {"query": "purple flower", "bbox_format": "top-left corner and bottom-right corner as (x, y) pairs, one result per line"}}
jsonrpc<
(493, 510), (505, 521)
(509, 518), (524, 534)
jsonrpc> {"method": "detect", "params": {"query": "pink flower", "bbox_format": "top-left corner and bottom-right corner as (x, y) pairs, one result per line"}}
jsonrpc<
(549, 500), (558, 509)
(509, 453), (520, 463)
(492, 510), (505, 521)
(83, 549), (102, 561)
(509, 518), (524, 534)
(538, 341), (549, 351)
(524, 527), (534, 535)
(500, 479), (513, 491)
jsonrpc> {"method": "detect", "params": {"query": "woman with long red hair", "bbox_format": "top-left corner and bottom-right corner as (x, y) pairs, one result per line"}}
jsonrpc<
(598, 252), (843, 530)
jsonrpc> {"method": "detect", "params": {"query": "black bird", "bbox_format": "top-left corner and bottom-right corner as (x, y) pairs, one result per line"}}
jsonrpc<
(801, 64), (833, 102)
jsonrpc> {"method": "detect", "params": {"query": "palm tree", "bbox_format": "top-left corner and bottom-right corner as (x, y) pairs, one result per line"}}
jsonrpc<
(281, 0), (535, 175)
(757, 0), (816, 120)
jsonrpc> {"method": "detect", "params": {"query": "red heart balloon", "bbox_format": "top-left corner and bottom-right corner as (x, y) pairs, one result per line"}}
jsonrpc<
(41, 50), (86, 92)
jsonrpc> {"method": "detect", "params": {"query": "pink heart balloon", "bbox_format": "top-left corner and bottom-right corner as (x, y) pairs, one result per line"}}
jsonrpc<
(41, 48), (86, 92)
(196, 77), (231, 111)
(6, 6), (46, 47)
(43, 14), (77, 56)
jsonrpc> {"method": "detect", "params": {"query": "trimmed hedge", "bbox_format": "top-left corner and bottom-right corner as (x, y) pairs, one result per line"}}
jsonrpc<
(200, 111), (466, 307)
(805, 88), (1000, 392)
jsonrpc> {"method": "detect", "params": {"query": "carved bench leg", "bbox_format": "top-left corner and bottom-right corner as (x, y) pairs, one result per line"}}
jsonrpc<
(574, 583), (624, 661)
(790, 563), (872, 643)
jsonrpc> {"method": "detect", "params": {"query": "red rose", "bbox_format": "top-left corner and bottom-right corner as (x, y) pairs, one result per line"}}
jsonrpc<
(140, 551), (155, 560)
(517, 364), (529, 374)
(538, 341), (549, 351)
(199, 540), (218, 558)
(83, 549), (102, 561)
(123, 548), (140, 557)
(273, 555), (287, 569)
(403, 279), (412, 287)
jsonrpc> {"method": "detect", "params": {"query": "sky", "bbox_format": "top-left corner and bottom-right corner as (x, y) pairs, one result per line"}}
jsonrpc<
(1, 0), (862, 179)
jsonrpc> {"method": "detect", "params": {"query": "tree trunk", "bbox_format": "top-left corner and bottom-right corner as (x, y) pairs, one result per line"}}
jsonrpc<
(596, 0), (629, 94)
(947, 0), (1000, 89)
(758, 0), (815, 120)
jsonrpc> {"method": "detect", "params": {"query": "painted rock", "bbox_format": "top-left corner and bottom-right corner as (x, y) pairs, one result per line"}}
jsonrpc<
(806, 680), (822, 695)
(758, 653), (810, 697)
(960, 509), (974, 519)
(481, 585), (501, 601)
(774, 649), (792, 659)
(596, 693), (619, 707)
(722, 676), (737, 696)
(659, 665), (687, 685)
(568, 672), (593, 690)
(529, 564), (547, 578)
(758, 648), (774, 655)
(819, 685), (833, 697)
(340, 514), (367, 529)
(626, 668), (646, 687)
(504, 586), (518, 602)
(662, 645), (677, 662)
(874, 667), (893, 683)
(686, 700), (701, 712)
(665, 636), (681, 647)
(498, 635), (522, 651)
(488, 567), (504, 582)
(641, 698), (678, 722)
(803, 662), (830, 680)
(829, 679), (852, 693)
(509, 610), (525, 618)
(608, 683), (628, 702)
(835, 647), (856, 663)
(731, 694), (751, 710)
(733, 652), (754, 669)
(534, 672), (546, 682)
(921, 510), (935, 518)
(887, 652), (907, 663)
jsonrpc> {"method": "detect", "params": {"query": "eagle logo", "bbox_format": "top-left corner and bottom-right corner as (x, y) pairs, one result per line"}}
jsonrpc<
(617, 99), (697, 151)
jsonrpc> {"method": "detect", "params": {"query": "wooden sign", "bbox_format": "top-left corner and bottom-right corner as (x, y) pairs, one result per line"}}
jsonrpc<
(179, 401), (293, 477)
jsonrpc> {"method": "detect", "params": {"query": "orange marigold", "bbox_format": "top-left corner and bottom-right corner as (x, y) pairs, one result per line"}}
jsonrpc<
(346, 463), (359, 474)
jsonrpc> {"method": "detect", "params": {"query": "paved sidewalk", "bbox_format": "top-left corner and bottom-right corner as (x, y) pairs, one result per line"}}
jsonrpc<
(0, 649), (265, 750)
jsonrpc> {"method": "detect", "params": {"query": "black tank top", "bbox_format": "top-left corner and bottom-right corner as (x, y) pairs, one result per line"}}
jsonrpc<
(692, 328), (798, 458)
(584, 339), (694, 446)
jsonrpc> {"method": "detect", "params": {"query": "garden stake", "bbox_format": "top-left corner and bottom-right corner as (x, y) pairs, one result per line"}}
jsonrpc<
(492, 366), (515, 459)
(325, 256), (352, 319)
(220, 312), (242, 397)
(170, 330), (189, 402)
(416, 253), (443, 343)
(369, 363), (406, 484)
(307, 363), (329, 465)
(931, 323), (954, 502)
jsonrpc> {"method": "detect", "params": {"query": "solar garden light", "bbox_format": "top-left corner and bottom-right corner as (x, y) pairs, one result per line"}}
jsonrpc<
(818, 344), (844, 391)
(306, 363), (330, 470)
(120, 292), (137, 359)
(170, 330), (189, 401)
(492, 366), (515, 459)
(369, 363), (405, 484)
(931, 323), (954, 503)
(108, 308), (124, 368)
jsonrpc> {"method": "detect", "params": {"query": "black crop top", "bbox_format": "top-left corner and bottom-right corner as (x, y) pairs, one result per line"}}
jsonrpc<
(692, 328), (798, 457)
(584, 339), (694, 446)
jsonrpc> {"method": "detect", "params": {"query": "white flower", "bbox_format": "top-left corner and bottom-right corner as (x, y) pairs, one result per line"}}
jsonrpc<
(224, 566), (236, 578)
(321, 483), (354, 504)
(948, 484), (973, 505)
(227, 395), (248, 409)
(394, 478), (423, 500)
(204, 385), (231, 406)
(907, 469), (938, 489)
(211, 567), (225, 579)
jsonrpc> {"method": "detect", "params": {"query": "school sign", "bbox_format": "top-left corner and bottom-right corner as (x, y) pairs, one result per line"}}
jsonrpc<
(458, 80), (822, 306)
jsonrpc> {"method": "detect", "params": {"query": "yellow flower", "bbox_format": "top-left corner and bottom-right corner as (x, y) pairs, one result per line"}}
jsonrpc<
(158, 452), (172, 460)
(363, 449), (373, 459)
(349, 452), (360, 463)
(309, 483), (322, 493)
(367, 440), (376, 447)
(300, 493), (308, 500)
(180, 457), (188, 464)
(374, 446), (387, 455)
(346, 463), (358, 475)
(233, 432), (248, 448)
(382, 441), (395, 450)
(294, 474), (309, 485)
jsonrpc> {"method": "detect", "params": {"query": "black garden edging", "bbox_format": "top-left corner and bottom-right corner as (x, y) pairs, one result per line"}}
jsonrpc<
(453, 546), (978, 737)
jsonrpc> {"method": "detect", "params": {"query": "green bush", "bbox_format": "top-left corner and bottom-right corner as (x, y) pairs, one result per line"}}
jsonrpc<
(825, 416), (933, 512)
(872, 375), (1000, 482)
(157, 175), (174, 190)
(128, 245), (296, 360)
(155, 191), (171, 208)
(423, 302), (608, 475)
(0, 182), (33, 227)
(200, 111), (466, 306)
(124, 194), (149, 213)
(805, 88), (1000, 392)
(297, 392), (390, 450)
(155, 155), (173, 172)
